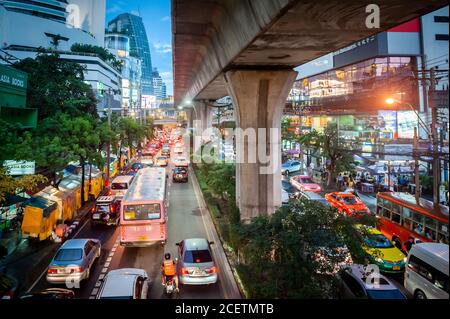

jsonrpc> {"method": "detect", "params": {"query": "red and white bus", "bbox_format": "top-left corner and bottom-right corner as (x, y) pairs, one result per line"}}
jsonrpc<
(120, 167), (167, 246)
(376, 192), (449, 252)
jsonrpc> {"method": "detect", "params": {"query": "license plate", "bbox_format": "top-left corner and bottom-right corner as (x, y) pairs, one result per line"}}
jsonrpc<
(194, 270), (205, 276)
(393, 266), (401, 270)
(138, 235), (148, 241)
(93, 214), (100, 220)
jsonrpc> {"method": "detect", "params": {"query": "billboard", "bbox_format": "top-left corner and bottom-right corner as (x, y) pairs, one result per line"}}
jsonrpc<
(3, 161), (36, 176)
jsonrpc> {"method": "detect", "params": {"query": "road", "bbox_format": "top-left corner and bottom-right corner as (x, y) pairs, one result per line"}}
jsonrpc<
(24, 146), (240, 299)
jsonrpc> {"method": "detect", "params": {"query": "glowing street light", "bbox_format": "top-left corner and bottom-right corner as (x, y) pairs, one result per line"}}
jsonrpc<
(385, 98), (395, 105)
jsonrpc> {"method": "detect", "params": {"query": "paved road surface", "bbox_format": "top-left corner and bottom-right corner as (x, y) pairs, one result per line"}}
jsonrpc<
(25, 147), (240, 299)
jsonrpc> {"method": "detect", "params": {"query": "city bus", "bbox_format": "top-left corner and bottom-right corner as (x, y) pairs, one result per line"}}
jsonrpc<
(376, 192), (449, 252)
(120, 167), (167, 247)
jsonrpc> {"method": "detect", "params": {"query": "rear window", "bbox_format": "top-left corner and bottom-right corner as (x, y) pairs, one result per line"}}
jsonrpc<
(366, 289), (405, 299)
(55, 248), (83, 261)
(112, 183), (128, 190)
(299, 178), (314, 184)
(96, 204), (111, 213)
(174, 168), (187, 174)
(184, 249), (212, 263)
(123, 204), (162, 220)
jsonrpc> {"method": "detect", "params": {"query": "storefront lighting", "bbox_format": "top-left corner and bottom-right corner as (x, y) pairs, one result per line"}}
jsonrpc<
(385, 98), (395, 105)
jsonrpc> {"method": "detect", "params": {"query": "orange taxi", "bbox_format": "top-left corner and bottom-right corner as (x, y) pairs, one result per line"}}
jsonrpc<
(324, 192), (371, 217)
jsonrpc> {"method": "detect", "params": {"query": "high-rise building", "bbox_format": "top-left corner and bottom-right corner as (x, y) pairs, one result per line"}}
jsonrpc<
(105, 32), (142, 117)
(0, 0), (122, 117)
(107, 13), (154, 96)
(66, 0), (106, 46)
(152, 67), (166, 100)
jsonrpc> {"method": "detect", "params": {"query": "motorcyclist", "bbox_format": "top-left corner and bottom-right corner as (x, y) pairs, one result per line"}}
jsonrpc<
(161, 253), (179, 292)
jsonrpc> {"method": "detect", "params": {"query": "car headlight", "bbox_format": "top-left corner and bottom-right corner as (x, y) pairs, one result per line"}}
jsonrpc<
(375, 257), (384, 263)
(403, 257), (407, 263)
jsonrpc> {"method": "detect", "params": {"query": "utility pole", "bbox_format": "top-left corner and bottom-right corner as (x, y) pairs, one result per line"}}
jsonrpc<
(106, 89), (112, 189)
(429, 68), (441, 207)
(413, 127), (420, 202)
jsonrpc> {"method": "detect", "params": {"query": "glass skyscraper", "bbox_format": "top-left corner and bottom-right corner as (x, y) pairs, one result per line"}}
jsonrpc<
(0, 0), (68, 22)
(108, 13), (154, 95)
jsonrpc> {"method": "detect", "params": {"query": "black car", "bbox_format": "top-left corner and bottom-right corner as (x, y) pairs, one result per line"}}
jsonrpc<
(91, 196), (120, 226)
(20, 288), (75, 300)
(282, 180), (298, 199)
(172, 167), (188, 183)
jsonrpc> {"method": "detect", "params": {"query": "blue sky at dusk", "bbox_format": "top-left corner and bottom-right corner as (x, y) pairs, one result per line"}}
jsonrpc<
(106, 0), (173, 96)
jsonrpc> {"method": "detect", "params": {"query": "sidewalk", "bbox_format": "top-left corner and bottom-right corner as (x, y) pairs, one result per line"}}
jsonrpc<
(0, 200), (94, 293)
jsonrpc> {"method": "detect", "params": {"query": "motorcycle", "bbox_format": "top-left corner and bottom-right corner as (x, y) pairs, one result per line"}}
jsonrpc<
(164, 276), (178, 298)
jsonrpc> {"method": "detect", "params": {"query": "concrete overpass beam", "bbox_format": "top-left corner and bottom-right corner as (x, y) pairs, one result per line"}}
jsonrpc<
(225, 69), (297, 222)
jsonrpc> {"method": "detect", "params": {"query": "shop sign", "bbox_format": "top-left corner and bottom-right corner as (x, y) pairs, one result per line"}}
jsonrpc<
(3, 161), (36, 176)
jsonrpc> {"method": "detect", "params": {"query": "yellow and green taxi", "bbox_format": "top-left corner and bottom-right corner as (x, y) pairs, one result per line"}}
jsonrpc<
(356, 225), (406, 273)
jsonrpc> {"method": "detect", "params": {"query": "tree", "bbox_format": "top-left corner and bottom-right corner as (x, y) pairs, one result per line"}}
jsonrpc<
(0, 168), (47, 204)
(14, 51), (98, 121)
(234, 198), (374, 298)
(71, 43), (123, 72)
(281, 117), (297, 150)
(299, 123), (356, 188)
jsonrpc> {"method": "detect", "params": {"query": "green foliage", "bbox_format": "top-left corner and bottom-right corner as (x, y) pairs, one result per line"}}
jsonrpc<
(281, 117), (297, 145)
(14, 52), (98, 120)
(299, 123), (356, 187)
(0, 167), (47, 204)
(233, 199), (373, 298)
(71, 43), (123, 71)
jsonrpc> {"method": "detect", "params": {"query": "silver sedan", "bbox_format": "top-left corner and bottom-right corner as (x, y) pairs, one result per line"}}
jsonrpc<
(46, 239), (101, 288)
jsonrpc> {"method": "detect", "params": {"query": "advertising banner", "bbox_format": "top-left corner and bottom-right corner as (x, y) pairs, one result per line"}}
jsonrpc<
(3, 161), (36, 176)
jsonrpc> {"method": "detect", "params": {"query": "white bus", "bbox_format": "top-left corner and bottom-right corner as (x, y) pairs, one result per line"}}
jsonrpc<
(405, 243), (449, 299)
(120, 167), (168, 247)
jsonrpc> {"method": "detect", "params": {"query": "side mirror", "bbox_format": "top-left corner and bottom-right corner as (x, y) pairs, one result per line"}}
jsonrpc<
(209, 241), (215, 245)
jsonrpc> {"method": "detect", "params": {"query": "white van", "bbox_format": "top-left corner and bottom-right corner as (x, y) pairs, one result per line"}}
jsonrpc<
(404, 243), (449, 299)
(110, 175), (134, 198)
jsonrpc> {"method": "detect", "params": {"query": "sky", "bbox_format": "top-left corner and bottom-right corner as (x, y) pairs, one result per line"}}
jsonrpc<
(105, 0), (173, 96)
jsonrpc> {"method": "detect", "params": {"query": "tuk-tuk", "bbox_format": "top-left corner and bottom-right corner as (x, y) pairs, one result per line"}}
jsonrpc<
(21, 196), (58, 241)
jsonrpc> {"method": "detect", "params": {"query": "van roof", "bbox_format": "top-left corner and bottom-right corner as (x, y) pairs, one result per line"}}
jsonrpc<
(413, 243), (449, 263)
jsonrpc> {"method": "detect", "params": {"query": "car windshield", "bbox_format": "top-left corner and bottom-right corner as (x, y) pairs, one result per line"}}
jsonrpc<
(132, 163), (142, 170)
(54, 248), (83, 261)
(364, 234), (394, 249)
(96, 204), (110, 213)
(299, 178), (313, 184)
(158, 157), (166, 161)
(184, 249), (213, 263)
(282, 181), (295, 193)
(366, 289), (405, 299)
(282, 162), (291, 167)
(174, 168), (187, 174)
(342, 196), (358, 205)
(112, 183), (128, 190)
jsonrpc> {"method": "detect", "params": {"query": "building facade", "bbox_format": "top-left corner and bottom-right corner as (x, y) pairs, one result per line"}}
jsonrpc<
(0, 64), (37, 128)
(0, 0), (122, 116)
(152, 67), (167, 100)
(107, 13), (154, 97)
(105, 32), (142, 117)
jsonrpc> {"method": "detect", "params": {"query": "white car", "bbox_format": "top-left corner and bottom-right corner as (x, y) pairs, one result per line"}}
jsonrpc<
(97, 268), (149, 299)
(140, 156), (153, 167)
(174, 147), (184, 154)
(174, 156), (189, 167)
(338, 264), (406, 299)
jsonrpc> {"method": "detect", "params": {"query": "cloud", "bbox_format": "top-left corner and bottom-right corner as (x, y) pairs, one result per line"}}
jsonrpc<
(106, 4), (123, 14)
(153, 43), (172, 54)
(159, 71), (173, 82)
(160, 16), (170, 22)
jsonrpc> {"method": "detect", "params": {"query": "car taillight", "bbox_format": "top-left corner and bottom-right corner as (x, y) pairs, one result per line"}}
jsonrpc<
(181, 268), (189, 276)
(108, 190), (112, 196)
(110, 205), (115, 213)
(47, 268), (58, 274)
(209, 266), (217, 274)
(70, 267), (83, 273)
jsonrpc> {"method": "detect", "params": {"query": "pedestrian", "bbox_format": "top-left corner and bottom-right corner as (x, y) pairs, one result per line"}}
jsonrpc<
(404, 236), (414, 253)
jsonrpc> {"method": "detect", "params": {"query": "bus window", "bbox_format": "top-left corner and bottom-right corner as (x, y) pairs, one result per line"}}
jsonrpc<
(402, 218), (412, 230)
(425, 228), (437, 241)
(123, 204), (161, 221)
(392, 212), (401, 224)
(413, 222), (424, 236)
(403, 207), (412, 219)
(382, 208), (391, 220)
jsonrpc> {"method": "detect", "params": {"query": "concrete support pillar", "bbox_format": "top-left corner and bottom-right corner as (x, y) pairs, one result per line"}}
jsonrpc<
(225, 69), (297, 222)
(194, 101), (214, 144)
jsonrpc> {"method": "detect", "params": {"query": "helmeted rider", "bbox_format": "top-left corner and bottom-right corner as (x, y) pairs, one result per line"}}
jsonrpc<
(161, 253), (179, 292)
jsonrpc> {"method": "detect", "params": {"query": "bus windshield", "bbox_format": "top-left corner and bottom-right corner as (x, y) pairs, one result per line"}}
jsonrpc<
(123, 204), (161, 221)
